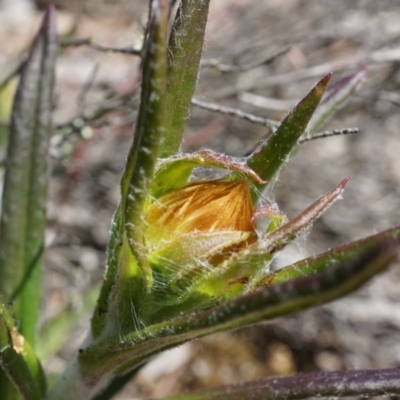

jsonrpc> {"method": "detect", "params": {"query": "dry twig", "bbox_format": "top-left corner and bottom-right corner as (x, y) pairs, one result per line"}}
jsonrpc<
(200, 47), (290, 73)
(299, 127), (359, 143)
(60, 38), (142, 55)
(191, 98), (279, 131)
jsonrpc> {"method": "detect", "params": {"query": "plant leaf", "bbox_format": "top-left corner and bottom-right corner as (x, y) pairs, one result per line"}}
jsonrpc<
(160, 0), (211, 157)
(261, 177), (350, 254)
(0, 5), (57, 345)
(159, 367), (400, 400)
(246, 73), (332, 201)
(65, 240), (397, 400)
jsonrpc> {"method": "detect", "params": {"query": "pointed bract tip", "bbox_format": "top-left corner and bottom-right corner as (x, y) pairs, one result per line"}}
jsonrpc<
(339, 176), (351, 188)
(40, 3), (57, 35)
(304, 72), (333, 103)
(44, 3), (55, 20)
(320, 72), (333, 86)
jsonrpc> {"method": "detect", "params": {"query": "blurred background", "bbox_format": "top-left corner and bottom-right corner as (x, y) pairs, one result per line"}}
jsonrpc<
(1, 1), (400, 399)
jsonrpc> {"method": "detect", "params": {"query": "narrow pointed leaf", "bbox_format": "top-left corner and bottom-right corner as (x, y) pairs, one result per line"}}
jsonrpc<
(161, 0), (210, 157)
(262, 177), (350, 254)
(161, 368), (400, 400)
(247, 73), (332, 199)
(0, 6), (57, 345)
(307, 68), (367, 135)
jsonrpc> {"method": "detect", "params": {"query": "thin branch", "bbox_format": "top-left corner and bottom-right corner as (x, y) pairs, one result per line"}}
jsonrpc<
(243, 127), (359, 157)
(200, 47), (290, 73)
(59, 38), (142, 56)
(299, 127), (359, 143)
(1, 38), (143, 91)
(207, 45), (400, 100)
(191, 100), (359, 146)
(191, 98), (279, 130)
(163, 368), (400, 400)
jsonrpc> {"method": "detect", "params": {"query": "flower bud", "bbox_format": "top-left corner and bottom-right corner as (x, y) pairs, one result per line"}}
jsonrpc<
(144, 179), (257, 264)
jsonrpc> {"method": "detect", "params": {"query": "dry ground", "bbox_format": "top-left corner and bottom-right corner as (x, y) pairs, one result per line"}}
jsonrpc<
(1, 1), (400, 399)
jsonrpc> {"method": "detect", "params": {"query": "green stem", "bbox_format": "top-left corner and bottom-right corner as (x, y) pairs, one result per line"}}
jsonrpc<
(160, 0), (210, 157)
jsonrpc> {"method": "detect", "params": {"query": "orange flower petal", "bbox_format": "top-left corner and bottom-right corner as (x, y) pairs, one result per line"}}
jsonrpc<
(145, 179), (256, 249)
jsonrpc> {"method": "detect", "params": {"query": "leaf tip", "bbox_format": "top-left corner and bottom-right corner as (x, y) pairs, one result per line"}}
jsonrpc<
(340, 176), (351, 188)
(42, 3), (56, 28)
(317, 72), (333, 90)
(36, 3), (57, 47)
